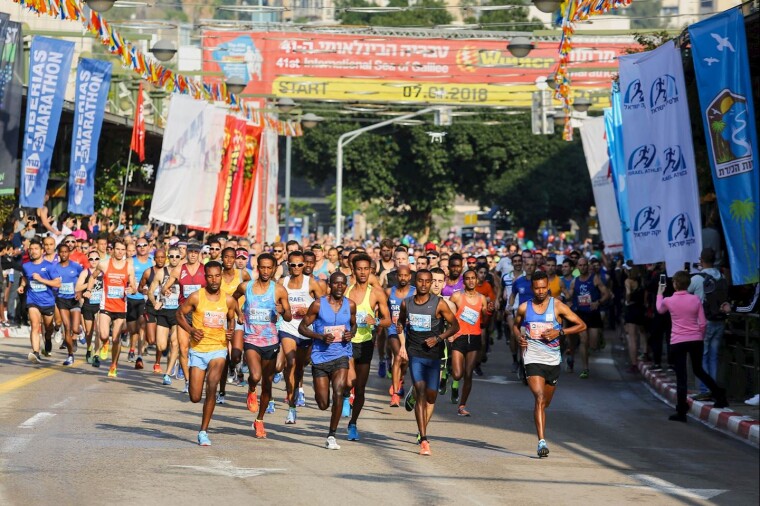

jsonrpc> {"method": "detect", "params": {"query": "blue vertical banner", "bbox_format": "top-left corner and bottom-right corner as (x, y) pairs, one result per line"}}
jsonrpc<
(605, 86), (632, 260)
(690, 9), (760, 285)
(20, 36), (75, 208)
(68, 58), (111, 215)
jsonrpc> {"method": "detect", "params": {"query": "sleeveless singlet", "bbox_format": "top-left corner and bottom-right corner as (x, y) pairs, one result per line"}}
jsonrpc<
(455, 292), (483, 335)
(311, 296), (352, 364)
(190, 289), (228, 353)
(547, 275), (562, 299)
(346, 284), (374, 344)
(103, 258), (128, 313)
(129, 256), (153, 301)
(560, 276), (574, 304)
(388, 285), (415, 336)
(313, 259), (330, 280)
(280, 275), (314, 338)
(522, 297), (562, 366)
(179, 263), (205, 304)
(84, 269), (103, 307)
(155, 267), (180, 310)
(404, 294), (444, 359)
(243, 281), (278, 347)
(442, 276), (464, 298)
(573, 274), (600, 313)
(221, 269), (243, 298)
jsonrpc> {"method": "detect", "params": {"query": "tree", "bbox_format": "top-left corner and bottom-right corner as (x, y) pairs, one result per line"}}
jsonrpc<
(336, 0), (453, 27)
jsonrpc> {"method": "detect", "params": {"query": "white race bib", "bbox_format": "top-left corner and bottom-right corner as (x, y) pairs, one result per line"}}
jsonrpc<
(89, 290), (102, 304)
(578, 293), (592, 306)
(59, 282), (75, 296)
(528, 321), (555, 339)
(203, 311), (225, 329)
(249, 307), (273, 323)
(30, 280), (47, 292)
(107, 286), (124, 299)
(460, 306), (480, 326)
(183, 284), (201, 297)
(324, 325), (344, 340)
(409, 313), (432, 332)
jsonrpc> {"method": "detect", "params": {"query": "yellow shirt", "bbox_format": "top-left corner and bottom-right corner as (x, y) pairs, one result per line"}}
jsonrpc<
(346, 284), (374, 344)
(548, 275), (562, 299)
(190, 289), (228, 352)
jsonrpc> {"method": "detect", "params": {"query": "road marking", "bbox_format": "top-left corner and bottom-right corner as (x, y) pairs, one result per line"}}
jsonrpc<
(171, 459), (286, 479)
(473, 376), (519, 385)
(0, 368), (59, 395)
(18, 412), (56, 428)
(590, 357), (615, 365)
(627, 474), (726, 500)
(52, 396), (75, 408)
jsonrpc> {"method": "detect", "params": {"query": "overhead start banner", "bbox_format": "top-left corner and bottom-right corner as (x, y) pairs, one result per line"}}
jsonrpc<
(202, 31), (633, 108)
(690, 8), (760, 285)
(68, 58), (111, 215)
(605, 87), (632, 260)
(635, 41), (702, 275)
(580, 116), (623, 254)
(20, 36), (75, 208)
(0, 21), (23, 195)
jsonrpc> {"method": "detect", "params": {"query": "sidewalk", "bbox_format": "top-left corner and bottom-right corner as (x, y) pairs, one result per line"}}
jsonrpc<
(638, 361), (759, 447)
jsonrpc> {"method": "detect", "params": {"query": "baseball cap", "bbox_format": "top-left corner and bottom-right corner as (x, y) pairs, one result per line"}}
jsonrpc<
(236, 248), (249, 259)
(186, 240), (202, 252)
(424, 242), (437, 252)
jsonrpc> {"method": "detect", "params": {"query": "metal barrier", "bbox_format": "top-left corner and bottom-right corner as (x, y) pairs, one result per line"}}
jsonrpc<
(721, 313), (760, 400)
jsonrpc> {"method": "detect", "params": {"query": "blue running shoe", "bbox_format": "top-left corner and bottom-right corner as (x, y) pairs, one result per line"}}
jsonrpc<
(377, 360), (387, 379)
(296, 390), (306, 407)
(63, 355), (74, 366)
(347, 423), (360, 441)
(537, 439), (550, 458)
(182, 381), (189, 394)
(162, 374), (172, 385)
(78, 334), (86, 346)
(265, 401), (276, 414)
(273, 372), (283, 384)
(341, 396), (351, 418)
(197, 431), (211, 446)
(177, 367), (185, 381)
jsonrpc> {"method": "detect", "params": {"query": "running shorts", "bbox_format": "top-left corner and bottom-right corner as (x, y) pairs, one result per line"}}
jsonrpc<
(28, 304), (55, 317)
(451, 334), (482, 354)
(578, 310), (603, 329)
(127, 299), (145, 323)
(279, 331), (312, 349)
(81, 303), (100, 321)
(409, 356), (441, 391)
(351, 340), (374, 365)
(525, 363), (560, 386)
(312, 356), (349, 378)
(244, 342), (279, 361)
(55, 297), (81, 311)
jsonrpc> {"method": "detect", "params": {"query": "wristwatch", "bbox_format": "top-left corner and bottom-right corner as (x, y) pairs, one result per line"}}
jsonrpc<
(558, 328), (565, 338)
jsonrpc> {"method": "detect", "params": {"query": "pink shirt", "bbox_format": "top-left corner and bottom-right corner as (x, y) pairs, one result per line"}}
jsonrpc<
(656, 291), (706, 344)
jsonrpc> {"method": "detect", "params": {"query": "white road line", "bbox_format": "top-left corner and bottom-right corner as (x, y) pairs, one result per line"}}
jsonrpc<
(473, 376), (519, 385)
(170, 459), (286, 479)
(52, 397), (75, 408)
(18, 412), (56, 429)
(630, 474), (727, 500)
(590, 357), (615, 365)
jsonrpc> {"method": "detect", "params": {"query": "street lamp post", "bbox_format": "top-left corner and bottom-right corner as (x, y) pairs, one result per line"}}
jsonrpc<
(335, 107), (436, 244)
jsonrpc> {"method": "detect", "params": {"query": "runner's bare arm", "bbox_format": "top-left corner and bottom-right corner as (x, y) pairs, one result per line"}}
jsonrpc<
(298, 300), (324, 340)
(127, 261), (138, 295)
(397, 300), (408, 360)
(75, 269), (89, 294)
(231, 281), (247, 302)
(225, 296), (237, 340)
(596, 276), (612, 305)
(346, 299), (357, 342)
(275, 284), (292, 322)
(137, 269), (151, 296)
(437, 299), (460, 341)
(147, 276), (161, 309)
(242, 269), (251, 282)
(372, 287), (392, 328)
(554, 299), (587, 336)
(176, 292), (201, 341)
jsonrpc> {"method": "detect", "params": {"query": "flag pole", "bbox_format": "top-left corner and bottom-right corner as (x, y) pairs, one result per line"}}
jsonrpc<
(118, 149), (133, 224)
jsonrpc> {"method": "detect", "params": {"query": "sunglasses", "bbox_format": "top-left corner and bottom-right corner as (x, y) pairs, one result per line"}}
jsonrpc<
(65, 240), (76, 244)
(88, 257), (99, 261)
(273, 249), (283, 253)
(341, 255), (350, 259)
(168, 254), (181, 259)
(137, 243), (148, 247)
(427, 255), (438, 259)
(210, 247), (221, 251)
(289, 262), (305, 268)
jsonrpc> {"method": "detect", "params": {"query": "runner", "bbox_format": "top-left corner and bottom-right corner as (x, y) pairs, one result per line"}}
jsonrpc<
(560, 258), (578, 372)
(138, 248), (167, 373)
(337, 249), (353, 284)
(441, 253), (464, 298)
(303, 250), (327, 294)
(449, 269), (491, 416)
(567, 257), (611, 379)
(427, 267), (459, 401)
(311, 244), (334, 281)
(231, 253), (291, 439)
(474, 264), (497, 372)
(375, 239), (395, 279)
(54, 243), (83, 365)
(513, 270), (586, 457)
(19, 239), (61, 363)
(127, 238), (153, 369)
(298, 272), (356, 450)
(509, 256), (536, 382)
(217, 247), (251, 403)
(87, 238), (138, 378)
(397, 269), (460, 456)
(343, 253), (390, 440)
(147, 246), (182, 383)
(545, 256), (562, 299)
(41, 235), (63, 345)
(76, 250), (103, 365)
(177, 261), (237, 446)
(278, 250), (325, 424)
(386, 264), (415, 407)
(271, 241), (288, 280)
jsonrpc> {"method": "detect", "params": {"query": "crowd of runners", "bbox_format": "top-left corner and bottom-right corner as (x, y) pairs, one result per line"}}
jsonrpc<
(14, 230), (754, 456)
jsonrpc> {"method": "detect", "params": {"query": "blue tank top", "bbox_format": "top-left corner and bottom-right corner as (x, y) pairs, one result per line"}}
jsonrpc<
(522, 297), (562, 366)
(243, 281), (279, 346)
(313, 260), (330, 280)
(388, 285), (415, 336)
(512, 276), (533, 306)
(573, 274), (600, 312)
(128, 256), (154, 300)
(23, 260), (58, 307)
(311, 296), (352, 364)
(56, 261), (83, 300)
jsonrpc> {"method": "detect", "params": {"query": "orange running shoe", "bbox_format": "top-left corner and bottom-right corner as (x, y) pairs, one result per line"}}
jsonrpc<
(247, 390), (259, 413)
(419, 440), (431, 456)
(153, 363), (161, 374)
(253, 419), (266, 439)
(390, 394), (400, 407)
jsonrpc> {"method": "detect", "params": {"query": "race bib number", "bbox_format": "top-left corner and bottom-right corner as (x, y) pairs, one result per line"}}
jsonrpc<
(249, 307), (273, 323)
(30, 280), (47, 292)
(409, 313), (432, 332)
(203, 311), (226, 329)
(89, 290), (102, 304)
(578, 293), (592, 307)
(460, 306), (480, 326)
(59, 282), (74, 296)
(528, 321), (555, 339)
(324, 325), (344, 340)
(183, 284), (201, 297)
(164, 292), (179, 308)
(391, 310), (400, 324)
(356, 311), (372, 328)
(107, 286), (124, 299)
(291, 304), (308, 319)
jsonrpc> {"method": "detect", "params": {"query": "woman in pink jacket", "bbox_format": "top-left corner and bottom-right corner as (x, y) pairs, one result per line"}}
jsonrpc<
(656, 271), (728, 422)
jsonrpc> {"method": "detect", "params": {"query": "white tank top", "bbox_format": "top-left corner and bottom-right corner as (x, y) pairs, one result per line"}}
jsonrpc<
(279, 275), (314, 338)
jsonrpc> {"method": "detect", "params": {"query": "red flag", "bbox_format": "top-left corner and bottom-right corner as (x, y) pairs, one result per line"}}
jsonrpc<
(210, 115), (247, 233)
(229, 124), (263, 237)
(130, 82), (145, 162)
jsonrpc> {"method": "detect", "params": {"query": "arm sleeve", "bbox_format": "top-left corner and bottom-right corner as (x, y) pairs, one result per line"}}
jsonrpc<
(655, 294), (668, 314)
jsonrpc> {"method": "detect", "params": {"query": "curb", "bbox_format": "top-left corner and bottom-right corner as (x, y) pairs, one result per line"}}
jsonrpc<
(638, 362), (759, 447)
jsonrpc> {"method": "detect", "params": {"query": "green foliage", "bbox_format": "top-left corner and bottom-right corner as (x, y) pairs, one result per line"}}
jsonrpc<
(336, 0), (453, 27)
(477, 0), (545, 30)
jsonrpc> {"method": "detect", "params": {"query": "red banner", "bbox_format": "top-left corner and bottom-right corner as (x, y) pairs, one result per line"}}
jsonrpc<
(211, 115), (247, 233)
(130, 82), (145, 161)
(229, 124), (263, 237)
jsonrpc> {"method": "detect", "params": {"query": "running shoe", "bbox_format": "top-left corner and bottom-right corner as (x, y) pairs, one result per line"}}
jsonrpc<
(59, 342), (67, 350)
(107, 366), (118, 378)
(162, 374), (172, 385)
(390, 394), (400, 407)
(242, 363), (249, 374)
(99, 343), (109, 360)
(341, 396), (351, 418)
(177, 367), (185, 381)
(247, 391), (259, 413)
(285, 407), (297, 425)
(28, 351), (40, 364)
(171, 362), (179, 378)
(53, 327), (63, 345)
(78, 333), (86, 346)
(127, 350), (136, 362)
(347, 423), (360, 441)
(153, 363), (161, 374)
(216, 393), (226, 405)
(296, 390), (306, 407)
(63, 355), (74, 366)
(197, 431), (211, 446)
(457, 405), (471, 417)
(579, 369), (590, 379)
(439, 374), (448, 395)
(419, 440), (431, 456)
(404, 389), (416, 412)
(386, 368), (392, 380)
(92, 356), (101, 368)
(450, 386), (459, 405)
(182, 381), (189, 394)
(668, 413), (687, 423)
(537, 439), (550, 457)
(85, 351), (92, 364)
(226, 371), (237, 384)
(378, 359), (387, 379)
(253, 420), (266, 439)
(273, 372), (283, 384)
(135, 357), (144, 370)
(692, 392), (712, 401)
(43, 339), (52, 356)
(474, 365), (484, 377)
(265, 401), (276, 414)
(325, 436), (340, 450)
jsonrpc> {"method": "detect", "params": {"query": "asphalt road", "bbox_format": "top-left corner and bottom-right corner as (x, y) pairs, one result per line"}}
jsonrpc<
(1, 330), (758, 506)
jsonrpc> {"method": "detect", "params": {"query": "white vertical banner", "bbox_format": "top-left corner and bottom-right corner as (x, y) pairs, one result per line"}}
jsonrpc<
(263, 127), (280, 243)
(618, 52), (665, 264)
(580, 116), (623, 253)
(149, 95), (206, 224)
(636, 41), (702, 275)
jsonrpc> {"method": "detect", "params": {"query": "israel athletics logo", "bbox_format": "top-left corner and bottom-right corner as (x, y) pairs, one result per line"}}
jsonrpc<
(661, 145), (688, 181)
(667, 212), (696, 248)
(650, 74), (679, 112)
(623, 79), (646, 111)
(627, 144), (660, 176)
(633, 205), (662, 238)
